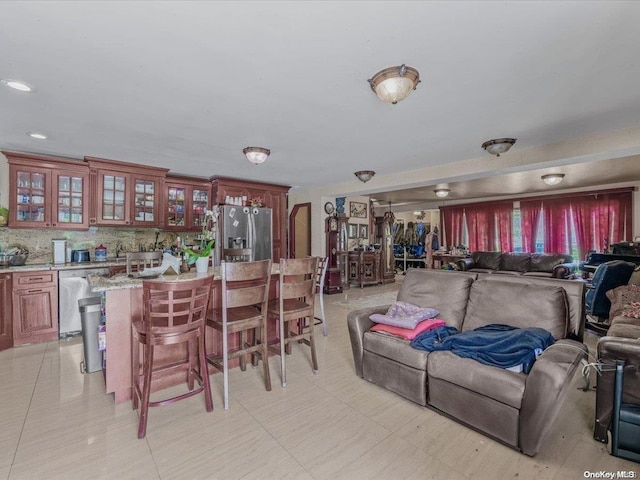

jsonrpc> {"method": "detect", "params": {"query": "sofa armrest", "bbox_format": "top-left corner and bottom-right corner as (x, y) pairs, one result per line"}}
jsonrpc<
(552, 262), (575, 279)
(594, 336), (640, 442)
(519, 339), (587, 455)
(347, 306), (390, 377)
(456, 258), (475, 271)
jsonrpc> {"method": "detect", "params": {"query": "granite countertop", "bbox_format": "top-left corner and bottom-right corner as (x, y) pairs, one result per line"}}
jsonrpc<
(88, 263), (280, 292)
(88, 268), (221, 292)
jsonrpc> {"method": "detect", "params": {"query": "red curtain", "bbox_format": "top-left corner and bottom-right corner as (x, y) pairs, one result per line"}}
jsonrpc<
(494, 203), (514, 252)
(440, 206), (465, 248)
(464, 205), (491, 251)
(542, 198), (571, 254)
(519, 200), (542, 253)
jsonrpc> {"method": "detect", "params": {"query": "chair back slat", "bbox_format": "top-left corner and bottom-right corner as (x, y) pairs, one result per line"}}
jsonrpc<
(127, 251), (163, 275)
(221, 259), (272, 310)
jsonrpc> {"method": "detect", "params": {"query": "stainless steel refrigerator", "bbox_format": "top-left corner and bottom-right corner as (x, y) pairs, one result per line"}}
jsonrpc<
(214, 205), (273, 264)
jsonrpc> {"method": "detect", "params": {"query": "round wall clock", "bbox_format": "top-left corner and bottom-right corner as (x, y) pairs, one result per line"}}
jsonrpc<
(324, 202), (335, 215)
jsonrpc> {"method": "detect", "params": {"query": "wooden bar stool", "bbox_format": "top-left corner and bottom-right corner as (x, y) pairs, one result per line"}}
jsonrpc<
(223, 248), (252, 262)
(131, 275), (214, 439)
(206, 259), (272, 410)
(268, 257), (319, 387)
(126, 251), (163, 275)
(314, 256), (329, 336)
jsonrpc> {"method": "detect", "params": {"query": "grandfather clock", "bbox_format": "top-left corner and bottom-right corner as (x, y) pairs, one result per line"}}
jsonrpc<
(325, 215), (349, 294)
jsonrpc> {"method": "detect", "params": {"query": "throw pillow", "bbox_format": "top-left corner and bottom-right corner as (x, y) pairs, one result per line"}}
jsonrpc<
(369, 301), (440, 329)
(606, 284), (640, 319)
(371, 318), (447, 340)
(621, 301), (640, 319)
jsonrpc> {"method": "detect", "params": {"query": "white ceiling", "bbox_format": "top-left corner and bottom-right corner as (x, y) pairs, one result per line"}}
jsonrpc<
(2, 1), (640, 206)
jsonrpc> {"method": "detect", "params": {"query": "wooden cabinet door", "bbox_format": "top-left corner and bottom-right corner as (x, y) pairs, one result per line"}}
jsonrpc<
(52, 169), (89, 229)
(12, 271), (58, 346)
(166, 183), (188, 229)
(131, 175), (162, 227)
(191, 187), (210, 230)
(0, 274), (12, 351)
(9, 165), (52, 228)
(96, 169), (131, 226)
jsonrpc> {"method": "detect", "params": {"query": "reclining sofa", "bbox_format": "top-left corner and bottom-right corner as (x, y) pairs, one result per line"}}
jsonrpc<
(456, 251), (574, 278)
(348, 269), (586, 456)
(593, 283), (640, 444)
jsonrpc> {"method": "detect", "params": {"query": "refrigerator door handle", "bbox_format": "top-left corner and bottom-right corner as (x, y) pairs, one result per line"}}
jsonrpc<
(247, 212), (255, 261)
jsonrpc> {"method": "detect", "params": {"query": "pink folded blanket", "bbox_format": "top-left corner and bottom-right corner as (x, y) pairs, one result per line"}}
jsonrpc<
(370, 301), (440, 329)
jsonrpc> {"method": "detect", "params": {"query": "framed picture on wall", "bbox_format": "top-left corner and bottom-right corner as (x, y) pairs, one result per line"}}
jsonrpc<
(350, 201), (367, 218)
(359, 224), (368, 239)
(348, 223), (358, 238)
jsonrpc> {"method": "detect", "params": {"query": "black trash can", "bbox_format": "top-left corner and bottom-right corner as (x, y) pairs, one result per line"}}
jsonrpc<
(78, 297), (103, 373)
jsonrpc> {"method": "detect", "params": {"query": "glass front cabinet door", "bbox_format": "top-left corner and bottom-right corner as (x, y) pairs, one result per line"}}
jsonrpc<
(165, 177), (211, 232)
(7, 152), (89, 229)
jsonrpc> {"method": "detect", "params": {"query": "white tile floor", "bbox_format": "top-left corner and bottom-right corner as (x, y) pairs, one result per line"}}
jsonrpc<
(1, 275), (638, 479)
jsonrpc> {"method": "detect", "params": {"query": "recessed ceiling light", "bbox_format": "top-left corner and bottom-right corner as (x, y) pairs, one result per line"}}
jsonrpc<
(27, 132), (48, 140)
(1, 79), (35, 93)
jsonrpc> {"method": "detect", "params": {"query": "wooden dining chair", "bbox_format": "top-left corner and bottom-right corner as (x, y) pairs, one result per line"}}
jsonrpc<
(314, 256), (329, 336)
(206, 259), (272, 409)
(268, 256), (319, 387)
(131, 275), (214, 438)
(223, 248), (252, 262)
(126, 251), (163, 275)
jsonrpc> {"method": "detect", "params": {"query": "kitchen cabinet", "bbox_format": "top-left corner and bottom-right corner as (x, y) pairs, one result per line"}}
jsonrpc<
(86, 156), (169, 227)
(210, 176), (290, 261)
(348, 251), (382, 288)
(5, 151), (90, 229)
(165, 174), (211, 231)
(0, 274), (12, 351)
(12, 270), (58, 346)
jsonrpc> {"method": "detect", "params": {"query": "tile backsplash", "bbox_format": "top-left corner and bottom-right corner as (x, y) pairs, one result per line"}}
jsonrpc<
(0, 227), (195, 264)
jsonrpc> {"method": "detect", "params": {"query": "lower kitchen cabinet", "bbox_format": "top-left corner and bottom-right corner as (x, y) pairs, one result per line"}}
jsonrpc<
(12, 270), (58, 345)
(0, 273), (12, 351)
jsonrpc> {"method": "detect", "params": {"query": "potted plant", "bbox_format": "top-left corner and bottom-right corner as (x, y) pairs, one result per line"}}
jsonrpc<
(183, 209), (217, 273)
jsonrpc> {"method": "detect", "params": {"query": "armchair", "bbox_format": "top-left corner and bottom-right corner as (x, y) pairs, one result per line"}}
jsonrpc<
(585, 260), (635, 325)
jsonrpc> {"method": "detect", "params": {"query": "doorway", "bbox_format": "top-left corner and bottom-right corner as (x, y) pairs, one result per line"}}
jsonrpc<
(289, 203), (311, 259)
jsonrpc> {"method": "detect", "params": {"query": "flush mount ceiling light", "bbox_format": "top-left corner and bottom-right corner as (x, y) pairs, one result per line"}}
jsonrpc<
(368, 64), (420, 104)
(541, 173), (565, 186)
(27, 132), (48, 140)
(481, 138), (517, 157)
(1, 79), (35, 92)
(243, 147), (270, 165)
(354, 170), (375, 183)
(434, 188), (451, 198)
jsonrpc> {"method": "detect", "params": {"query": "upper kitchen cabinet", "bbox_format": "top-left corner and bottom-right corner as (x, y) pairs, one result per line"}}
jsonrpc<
(210, 176), (290, 260)
(164, 174), (211, 231)
(5, 151), (90, 230)
(85, 157), (169, 227)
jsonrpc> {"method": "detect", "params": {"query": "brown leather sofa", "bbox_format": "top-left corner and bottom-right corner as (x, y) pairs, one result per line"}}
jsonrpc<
(348, 269), (587, 456)
(593, 283), (640, 443)
(456, 251), (574, 278)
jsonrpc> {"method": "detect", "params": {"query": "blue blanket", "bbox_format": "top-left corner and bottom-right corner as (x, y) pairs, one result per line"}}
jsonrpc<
(410, 324), (554, 373)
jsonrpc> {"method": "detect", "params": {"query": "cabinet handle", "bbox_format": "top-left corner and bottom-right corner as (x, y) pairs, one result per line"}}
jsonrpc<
(27, 277), (46, 282)
(27, 289), (44, 293)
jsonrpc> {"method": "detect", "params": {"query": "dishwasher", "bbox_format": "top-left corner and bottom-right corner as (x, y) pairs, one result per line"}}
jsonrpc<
(58, 267), (109, 338)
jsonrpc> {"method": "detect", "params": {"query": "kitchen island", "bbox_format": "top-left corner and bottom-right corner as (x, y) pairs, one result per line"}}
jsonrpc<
(89, 266), (280, 404)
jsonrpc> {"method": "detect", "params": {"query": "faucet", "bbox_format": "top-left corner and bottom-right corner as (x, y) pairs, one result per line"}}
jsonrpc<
(115, 241), (123, 258)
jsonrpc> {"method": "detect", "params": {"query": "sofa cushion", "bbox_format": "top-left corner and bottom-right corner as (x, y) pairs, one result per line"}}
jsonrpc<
(427, 350), (526, 409)
(500, 253), (531, 272)
(606, 284), (640, 319)
(397, 270), (476, 330)
(529, 253), (570, 273)
(472, 251), (502, 270)
(363, 332), (429, 370)
(462, 279), (568, 340)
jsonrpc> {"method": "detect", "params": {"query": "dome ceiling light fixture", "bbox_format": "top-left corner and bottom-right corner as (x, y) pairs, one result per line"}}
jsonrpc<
(541, 173), (565, 186)
(368, 64), (420, 104)
(354, 170), (375, 183)
(481, 138), (517, 157)
(434, 188), (451, 198)
(243, 147), (270, 165)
